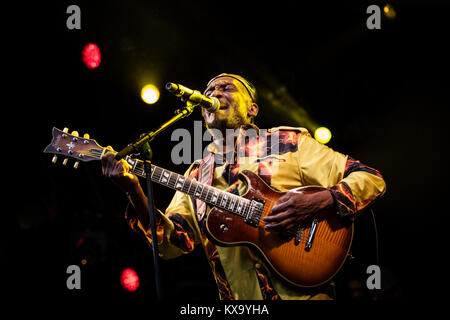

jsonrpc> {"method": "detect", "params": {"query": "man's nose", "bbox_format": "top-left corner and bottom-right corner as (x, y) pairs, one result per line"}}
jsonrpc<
(210, 89), (223, 99)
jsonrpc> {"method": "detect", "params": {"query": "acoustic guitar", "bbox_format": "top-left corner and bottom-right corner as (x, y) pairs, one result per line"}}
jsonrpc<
(44, 127), (353, 288)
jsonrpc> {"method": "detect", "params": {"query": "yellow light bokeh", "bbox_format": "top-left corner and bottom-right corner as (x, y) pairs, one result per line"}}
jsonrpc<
(314, 127), (332, 144)
(383, 4), (397, 19)
(141, 84), (160, 104)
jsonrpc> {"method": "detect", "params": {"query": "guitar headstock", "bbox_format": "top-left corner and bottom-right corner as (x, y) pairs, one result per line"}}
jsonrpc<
(43, 127), (104, 168)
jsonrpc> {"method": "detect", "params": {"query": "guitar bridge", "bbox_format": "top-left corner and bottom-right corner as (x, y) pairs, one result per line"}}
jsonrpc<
(244, 198), (265, 227)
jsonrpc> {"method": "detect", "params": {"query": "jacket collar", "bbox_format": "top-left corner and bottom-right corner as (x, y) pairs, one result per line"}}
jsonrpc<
(206, 123), (260, 155)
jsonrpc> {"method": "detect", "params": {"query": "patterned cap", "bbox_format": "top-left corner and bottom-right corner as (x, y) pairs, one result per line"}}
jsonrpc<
(205, 73), (258, 103)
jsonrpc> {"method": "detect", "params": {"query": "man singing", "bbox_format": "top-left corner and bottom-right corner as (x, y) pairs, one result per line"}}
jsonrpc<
(101, 73), (386, 300)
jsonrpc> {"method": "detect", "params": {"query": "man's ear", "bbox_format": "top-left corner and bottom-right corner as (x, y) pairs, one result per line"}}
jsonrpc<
(248, 103), (259, 118)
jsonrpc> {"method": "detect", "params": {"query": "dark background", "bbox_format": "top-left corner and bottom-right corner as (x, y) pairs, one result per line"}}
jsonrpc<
(3, 0), (448, 308)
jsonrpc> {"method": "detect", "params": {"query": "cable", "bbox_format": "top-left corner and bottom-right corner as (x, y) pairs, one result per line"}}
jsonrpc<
(370, 208), (380, 267)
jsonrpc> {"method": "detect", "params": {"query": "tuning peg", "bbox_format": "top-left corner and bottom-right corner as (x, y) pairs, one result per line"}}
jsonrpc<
(62, 158), (69, 166)
(73, 161), (80, 169)
(71, 131), (79, 137)
(62, 127), (69, 139)
(83, 133), (90, 139)
(52, 155), (58, 163)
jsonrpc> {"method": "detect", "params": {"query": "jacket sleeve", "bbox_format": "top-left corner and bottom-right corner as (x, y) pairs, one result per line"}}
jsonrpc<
(125, 163), (202, 259)
(296, 130), (386, 218)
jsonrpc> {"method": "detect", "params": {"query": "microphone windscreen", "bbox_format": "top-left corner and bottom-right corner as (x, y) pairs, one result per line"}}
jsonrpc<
(165, 82), (177, 93)
(205, 97), (220, 113)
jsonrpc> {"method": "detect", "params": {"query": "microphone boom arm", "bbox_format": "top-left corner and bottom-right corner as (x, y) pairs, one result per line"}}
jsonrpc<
(115, 100), (197, 160)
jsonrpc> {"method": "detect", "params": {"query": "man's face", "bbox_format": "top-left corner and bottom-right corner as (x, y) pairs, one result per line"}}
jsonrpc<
(202, 77), (256, 132)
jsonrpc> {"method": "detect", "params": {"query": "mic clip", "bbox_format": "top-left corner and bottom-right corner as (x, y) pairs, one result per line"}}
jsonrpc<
(174, 100), (197, 116)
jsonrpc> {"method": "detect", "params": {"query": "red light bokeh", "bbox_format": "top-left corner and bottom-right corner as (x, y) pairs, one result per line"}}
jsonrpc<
(120, 268), (139, 292)
(81, 43), (101, 69)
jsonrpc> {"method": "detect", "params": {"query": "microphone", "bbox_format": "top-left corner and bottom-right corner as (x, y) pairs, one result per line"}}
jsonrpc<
(165, 82), (220, 113)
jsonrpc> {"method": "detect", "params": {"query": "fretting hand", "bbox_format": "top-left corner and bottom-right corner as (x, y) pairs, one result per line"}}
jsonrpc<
(100, 146), (141, 195)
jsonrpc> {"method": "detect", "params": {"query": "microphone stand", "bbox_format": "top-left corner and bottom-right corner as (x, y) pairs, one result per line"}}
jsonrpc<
(115, 100), (197, 301)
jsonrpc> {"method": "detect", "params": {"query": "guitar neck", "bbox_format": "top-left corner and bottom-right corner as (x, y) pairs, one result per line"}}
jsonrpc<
(92, 148), (251, 218)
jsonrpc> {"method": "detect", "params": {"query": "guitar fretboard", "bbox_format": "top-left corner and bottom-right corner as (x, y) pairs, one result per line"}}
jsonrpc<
(92, 148), (251, 218)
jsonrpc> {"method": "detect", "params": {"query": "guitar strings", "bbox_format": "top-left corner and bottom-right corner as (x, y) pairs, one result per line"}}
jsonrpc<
(90, 147), (305, 235)
(129, 159), (252, 219)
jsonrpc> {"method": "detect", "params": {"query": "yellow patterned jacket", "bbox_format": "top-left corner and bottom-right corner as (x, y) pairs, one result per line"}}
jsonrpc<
(126, 125), (386, 300)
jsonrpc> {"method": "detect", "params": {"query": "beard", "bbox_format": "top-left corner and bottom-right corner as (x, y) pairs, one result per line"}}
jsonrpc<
(204, 109), (249, 133)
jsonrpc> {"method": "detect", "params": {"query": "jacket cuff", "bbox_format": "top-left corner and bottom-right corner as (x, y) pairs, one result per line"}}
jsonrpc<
(124, 201), (165, 244)
(329, 182), (357, 218)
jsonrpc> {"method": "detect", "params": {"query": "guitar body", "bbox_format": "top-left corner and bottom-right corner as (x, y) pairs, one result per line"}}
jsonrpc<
(206, 170), (354, 288)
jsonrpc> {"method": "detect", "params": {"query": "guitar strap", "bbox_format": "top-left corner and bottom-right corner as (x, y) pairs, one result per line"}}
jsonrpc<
(195, 152), (215, 221)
